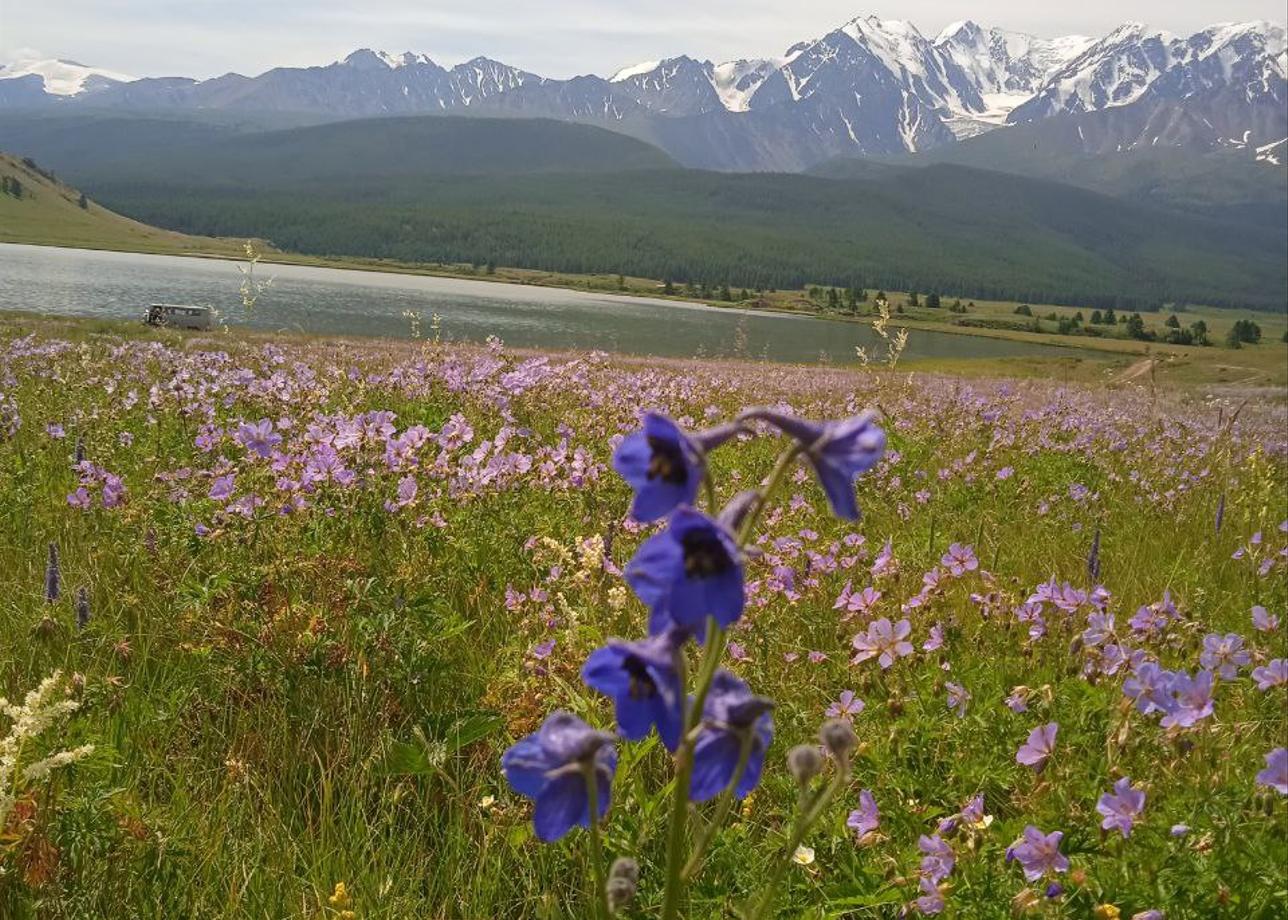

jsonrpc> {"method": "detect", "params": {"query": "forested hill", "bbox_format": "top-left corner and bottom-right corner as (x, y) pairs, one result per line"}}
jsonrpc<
(3, 113), (1284, 311)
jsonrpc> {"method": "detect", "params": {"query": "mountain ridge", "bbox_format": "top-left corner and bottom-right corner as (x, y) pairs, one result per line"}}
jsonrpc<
(4, 16), (1282, 172)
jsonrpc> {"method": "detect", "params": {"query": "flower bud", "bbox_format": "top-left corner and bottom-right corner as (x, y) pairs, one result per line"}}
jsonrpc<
(819, 718), (857, 759)
(608, 857), (639, 884)
(606, 858), (639, 913)
(786, 744), (823, 785)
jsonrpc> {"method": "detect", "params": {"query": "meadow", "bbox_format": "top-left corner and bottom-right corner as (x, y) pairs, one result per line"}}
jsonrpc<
(0, 313), (1285, 918)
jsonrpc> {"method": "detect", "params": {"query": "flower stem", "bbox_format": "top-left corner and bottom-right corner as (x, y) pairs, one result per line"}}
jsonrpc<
(738, 444), (803, 544)
(585, 764), (610, 920)
(661, 443), (802, 919)
(746, 762), (850, 920)
(681, 731), (754, 880)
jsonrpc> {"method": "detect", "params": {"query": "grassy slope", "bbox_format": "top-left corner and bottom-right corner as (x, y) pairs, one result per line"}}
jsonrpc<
(0, 316), (1283, 917)
(0, 154), (247, 257)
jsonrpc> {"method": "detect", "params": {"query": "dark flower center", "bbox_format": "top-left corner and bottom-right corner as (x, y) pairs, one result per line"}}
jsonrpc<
(646, 436), (688, 485)
(681, 529), (732, 580)
(623, 655), (657, 700)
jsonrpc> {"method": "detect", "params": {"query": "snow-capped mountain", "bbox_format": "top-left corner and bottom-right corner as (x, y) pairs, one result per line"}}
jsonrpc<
(0, 57), (133, 96)
(2, 16), (1283, 171)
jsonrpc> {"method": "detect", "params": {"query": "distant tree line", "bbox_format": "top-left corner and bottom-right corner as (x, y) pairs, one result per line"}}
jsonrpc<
(84, 170), (1286, 313)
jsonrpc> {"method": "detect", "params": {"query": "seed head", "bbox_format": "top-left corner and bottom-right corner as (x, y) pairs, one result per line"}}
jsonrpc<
(819, 718), (857, 759)
(786, 744), (824, 785)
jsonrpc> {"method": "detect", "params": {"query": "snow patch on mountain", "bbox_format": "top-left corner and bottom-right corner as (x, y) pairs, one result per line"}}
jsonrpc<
(0, 57), (134, 95)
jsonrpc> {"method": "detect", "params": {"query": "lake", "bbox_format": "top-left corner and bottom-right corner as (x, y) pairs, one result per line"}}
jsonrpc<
(0, 243), (1078, 364)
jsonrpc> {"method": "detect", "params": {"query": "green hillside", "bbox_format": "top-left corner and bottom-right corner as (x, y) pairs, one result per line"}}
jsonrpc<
(0, 152), (245, 256)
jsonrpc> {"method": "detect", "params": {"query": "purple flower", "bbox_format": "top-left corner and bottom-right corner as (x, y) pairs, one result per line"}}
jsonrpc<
(914, 876), (944, 915)
(501, 711), (617, 842)
(923, 623), (944, 652)
(1005, 686), (1029, 713)
(1252, 605), (1280, 633)
(960, 794), (988, 827)
(1252, 659), (1287, 690)
(581, 630), (685, 751)
(941, 543), (978, 576)
(1256, 747), (1288, 795)
(826, 689), (865, 720)
(1007, 826), (1069, 881)
(1199, 633), (1250, 680)
(1159, 670), (1214, 729)
(1016, 723), (1058, 771)
(847, 789), (880, 837)
(1082, 612), (1115, 648)
(739, 408), (886, 520)
(209, 474), (235, 502)
(851, 617), (914, 669)
(1096, 777), (1146, 838)
(1123, 662), (1173, 715)
(871, 539), (896, 577)
(1170, 824), (1190, 837)
(235, 418), (282, 459)
(945, 681), (970, 718)
(918, 834), (955, 883)
(612, 413), (738, 522)
(689, 670), (773, 802)
(625, 506), (744, 635)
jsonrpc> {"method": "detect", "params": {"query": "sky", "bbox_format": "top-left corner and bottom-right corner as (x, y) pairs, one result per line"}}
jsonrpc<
(2, 0), (1284, 80)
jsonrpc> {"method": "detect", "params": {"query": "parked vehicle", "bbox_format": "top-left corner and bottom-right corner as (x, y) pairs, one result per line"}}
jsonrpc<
(144, 304), (212, 330)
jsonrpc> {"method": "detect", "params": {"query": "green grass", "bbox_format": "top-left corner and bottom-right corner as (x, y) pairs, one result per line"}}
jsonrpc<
(0, 154), (248, 257)
(0, 315), (1284, 918)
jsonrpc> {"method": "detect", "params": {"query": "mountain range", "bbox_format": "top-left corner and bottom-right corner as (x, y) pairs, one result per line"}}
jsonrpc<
(3, 15), (1283, 172)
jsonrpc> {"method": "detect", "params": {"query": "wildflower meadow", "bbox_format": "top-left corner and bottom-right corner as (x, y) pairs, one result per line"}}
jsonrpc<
(0, 319), (1285, 918)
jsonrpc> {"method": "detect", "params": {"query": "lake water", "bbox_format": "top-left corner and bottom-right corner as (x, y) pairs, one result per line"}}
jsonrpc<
(0, 243), (1077, 364)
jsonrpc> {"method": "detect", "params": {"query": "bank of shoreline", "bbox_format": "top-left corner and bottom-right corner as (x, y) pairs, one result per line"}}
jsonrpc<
(0, 237), (1172, 362)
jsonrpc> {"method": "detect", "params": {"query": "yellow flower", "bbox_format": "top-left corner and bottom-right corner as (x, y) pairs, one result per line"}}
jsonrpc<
(329, 882), (351, 908)
(1094, 905), (1121, 920)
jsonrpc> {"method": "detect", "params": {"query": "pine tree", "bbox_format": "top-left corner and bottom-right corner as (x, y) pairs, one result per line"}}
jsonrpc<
(926, 292), (941, 308)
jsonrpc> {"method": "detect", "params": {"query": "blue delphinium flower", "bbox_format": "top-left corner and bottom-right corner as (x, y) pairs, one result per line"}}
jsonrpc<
(690, 670), (774, 802)
(44, 542), (61, 604)
(581, 629), (685, 751)
(739, 408), (886, 520)
(612, 413), (740, 522)
(625, 506), (745, 635)
(502, 711), (618, 842)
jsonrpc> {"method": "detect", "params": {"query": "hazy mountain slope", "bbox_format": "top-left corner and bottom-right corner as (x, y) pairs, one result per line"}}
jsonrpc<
(812, 97), (1288, 226)
(0, 114), (678, 184)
